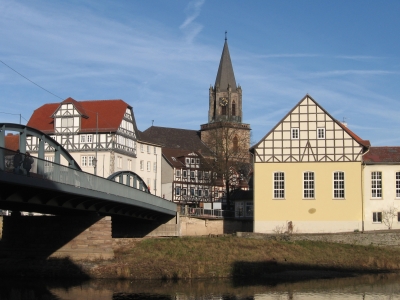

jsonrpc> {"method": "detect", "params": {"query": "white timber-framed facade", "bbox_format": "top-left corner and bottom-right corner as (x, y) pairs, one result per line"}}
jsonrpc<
(26, 97), (162, 195)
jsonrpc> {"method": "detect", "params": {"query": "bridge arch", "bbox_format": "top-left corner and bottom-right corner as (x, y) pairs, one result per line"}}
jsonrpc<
(0, 123), (81, 171)
(107, 171), (150, 193)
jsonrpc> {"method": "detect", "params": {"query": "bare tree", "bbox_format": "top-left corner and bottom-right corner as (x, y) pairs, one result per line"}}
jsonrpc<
(382, 205), (398, 230)
(201, 122), (251, 209)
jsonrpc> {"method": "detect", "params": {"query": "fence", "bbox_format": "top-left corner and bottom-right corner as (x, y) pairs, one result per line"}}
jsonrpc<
(180, 206), (234, 218)
(0, 147), (161, 201)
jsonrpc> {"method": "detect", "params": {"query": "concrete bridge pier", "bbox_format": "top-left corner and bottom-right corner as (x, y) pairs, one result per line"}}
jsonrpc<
(0, 215), (114, 260)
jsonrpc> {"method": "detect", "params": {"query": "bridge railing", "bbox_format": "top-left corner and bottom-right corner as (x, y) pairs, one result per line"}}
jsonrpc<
(180, 206), (234, 219)
(0, 147), (153, 197)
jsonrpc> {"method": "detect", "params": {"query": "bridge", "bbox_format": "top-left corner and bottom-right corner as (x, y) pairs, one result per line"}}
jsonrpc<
(0, 123), (178, 259)
(0, 123), (176, 220)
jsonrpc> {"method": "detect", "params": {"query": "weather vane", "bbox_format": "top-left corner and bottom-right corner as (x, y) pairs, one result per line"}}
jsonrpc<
(225, 31), (227, 41)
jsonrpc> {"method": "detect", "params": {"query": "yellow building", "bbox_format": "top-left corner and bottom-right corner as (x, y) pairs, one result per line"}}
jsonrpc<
(251, 95), (370, 233)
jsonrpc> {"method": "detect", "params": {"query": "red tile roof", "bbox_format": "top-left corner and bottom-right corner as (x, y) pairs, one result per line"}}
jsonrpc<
(363, 147), (400, 164)
(335, 120), (370, 148)
(5, 134), (19, 151)
(27, 98), (132, 134)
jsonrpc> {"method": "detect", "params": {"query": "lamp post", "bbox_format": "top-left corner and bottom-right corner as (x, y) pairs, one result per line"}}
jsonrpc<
(93, 157), (97, 175)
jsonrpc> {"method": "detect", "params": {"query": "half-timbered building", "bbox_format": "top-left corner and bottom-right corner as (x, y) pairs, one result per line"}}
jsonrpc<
(161, 148), (224, 203)
(26, 97), (162, 195)
(251, 95), (370, 233)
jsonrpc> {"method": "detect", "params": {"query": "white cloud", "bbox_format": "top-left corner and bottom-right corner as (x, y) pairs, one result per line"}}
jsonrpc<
(179, 0), (205, 43)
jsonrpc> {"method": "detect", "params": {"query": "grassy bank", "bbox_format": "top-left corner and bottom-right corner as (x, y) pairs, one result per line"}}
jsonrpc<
(2, 236), (400, 280)
(84, 236), (400, 280)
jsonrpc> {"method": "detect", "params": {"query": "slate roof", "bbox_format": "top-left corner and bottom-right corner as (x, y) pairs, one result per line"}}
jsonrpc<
(214, 39), (237, 92)
(162, 148), (204, 168)
(27, 97), (136, 135)
(363, 147), (400, 164)
(141, 126), (213, 156)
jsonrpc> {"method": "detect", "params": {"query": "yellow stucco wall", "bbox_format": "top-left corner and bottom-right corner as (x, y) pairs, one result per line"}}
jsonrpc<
(254, 161), (363, 233)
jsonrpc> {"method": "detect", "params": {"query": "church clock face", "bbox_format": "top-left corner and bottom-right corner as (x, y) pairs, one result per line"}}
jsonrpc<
(219, 97), (228, 106)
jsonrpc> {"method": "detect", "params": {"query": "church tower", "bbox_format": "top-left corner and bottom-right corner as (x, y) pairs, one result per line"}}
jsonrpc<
(200, 36), (251, 160)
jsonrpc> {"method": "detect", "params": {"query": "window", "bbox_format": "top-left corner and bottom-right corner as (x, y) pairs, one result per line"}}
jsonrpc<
(232, 101), (236, 116)
(205, 189), (209, 197)
(333, 171), (345, 199)
(127, 159), (132, 170)
(154, 147), (157, 154)
(222, 105), (227, 115)
(183, 170), (187, 178)
(176, 170), (181, 177)
(87, 135), (93, 143)
(140, 145), (144, 152)
(147, 145), (150, 153)
(190, 188), (195, 196)
(233, 136), (238, 152)
(80, 135), (85, 143)
(373, 212), (382, 223)
(182, 188), (187, 195)
(291, 128), (299, 139)
(371, 171), (382, 198)
(140, 160), (144, 170)
(81, 156), (95, 167)
(396, 172), (400, 198)
(190, 171), (195, 179)
(398, 212), (400, 222)
(191, 158), (195, 164)
(273, 172), (285, 199)
(153, 162), (157, 172)
(198, 189), (202, 196)
(198, 171), (203, 180)
(176, 187), (181, 196)
(117, 156), (122, 168)
(317, 128), (325, 139)
(81, 156), (87, 167)
(196, 158), (200, 164)
(89, 156), (95, 167)
(147, 161), (151, 171)
(303, 172), (315, 199)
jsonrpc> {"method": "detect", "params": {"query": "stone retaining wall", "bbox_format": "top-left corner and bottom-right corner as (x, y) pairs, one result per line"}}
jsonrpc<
(237, 230), (400, 247)
(1, 215), (114, 260)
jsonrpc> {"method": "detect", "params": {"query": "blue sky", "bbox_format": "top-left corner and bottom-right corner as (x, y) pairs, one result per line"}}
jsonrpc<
(1, 0), (400, 146)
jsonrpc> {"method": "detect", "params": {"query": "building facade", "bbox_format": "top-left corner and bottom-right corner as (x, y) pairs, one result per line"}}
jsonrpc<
(362, 147), (400, 230)
(251, 95), (370, 233)
(26, 97), (162, 195)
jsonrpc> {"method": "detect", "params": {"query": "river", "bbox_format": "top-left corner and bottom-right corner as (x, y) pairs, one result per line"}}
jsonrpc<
(1, 272), (400, 299)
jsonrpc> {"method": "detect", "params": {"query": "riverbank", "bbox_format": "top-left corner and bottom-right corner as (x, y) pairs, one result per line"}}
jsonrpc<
(1, 236), (400, 281)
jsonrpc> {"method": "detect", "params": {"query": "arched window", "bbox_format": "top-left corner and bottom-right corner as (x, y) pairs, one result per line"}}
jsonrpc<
(222, 105), (227, 115)
(233, 136), (238, 152)
(232, 101), (236, 116)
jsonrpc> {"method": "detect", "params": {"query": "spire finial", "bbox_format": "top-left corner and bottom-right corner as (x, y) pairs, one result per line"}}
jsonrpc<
(225, 31), (227, 41)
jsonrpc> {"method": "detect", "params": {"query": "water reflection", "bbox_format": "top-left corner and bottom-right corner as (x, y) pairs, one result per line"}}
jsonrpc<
(1, 273), (400, 299)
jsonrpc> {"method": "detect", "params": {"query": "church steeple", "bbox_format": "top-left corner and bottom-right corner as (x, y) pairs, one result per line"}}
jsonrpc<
(207, 37), (242, 124)
(214, 39), (237, 92)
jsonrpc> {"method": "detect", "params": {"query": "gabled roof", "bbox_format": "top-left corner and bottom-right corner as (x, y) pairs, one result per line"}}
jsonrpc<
(363, 147), (400, 164)
(27, 98), (137, 135)
(251, 94), (370, 150)
(52, 97), (89, 118)
(215, 39), (237, 92)
(141, 126), (213, 156)
(162, 148), (203, 168)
